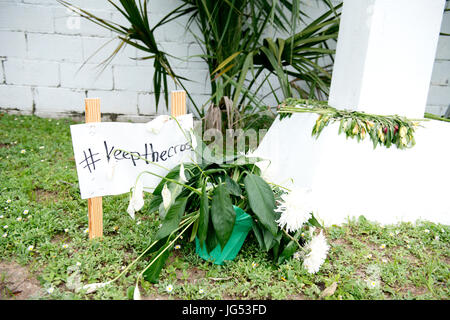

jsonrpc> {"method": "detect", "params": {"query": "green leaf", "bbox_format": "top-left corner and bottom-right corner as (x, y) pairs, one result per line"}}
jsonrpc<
(244, 174), (278, 235)
(205, 220), (219, 254)
(155, 197), (188, 240)
(143, 243), (171, 283)
(126, 285), (135, 300)
(198, 182), (210, 249)
(307, 213), (323, 229)
(210, 184), (236, 249)
(225, 175), (242, 196)
(277, 230), (302, 264)
(251, 220), (266, 251)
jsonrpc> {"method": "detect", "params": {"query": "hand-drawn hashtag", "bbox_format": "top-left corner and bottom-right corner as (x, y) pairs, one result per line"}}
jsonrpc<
(79, 148), (101, 173)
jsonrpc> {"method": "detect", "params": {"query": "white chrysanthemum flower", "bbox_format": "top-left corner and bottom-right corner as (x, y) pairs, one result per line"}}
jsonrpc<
(62, 244), (69, 249)
(2, 233), (7, 238)
(179, 163), (188, 183)
(145, 115), (170, 134)
(23, 210), (29, 215)
(276, 188), (314, 233)
(20, 149), (26, 154)
(127, 180), (145, 219)
(16, 217), (22, 222)
(47, 287), (54, 294)
(27, 245), (34, 251)
(133, 284), (141, 300)
(199, 288), (204, 294)
(6, 199), (11, 203)
(162, 184), (172, 210)
(303, 230), (330, 274)
(166, 284), (174, 293)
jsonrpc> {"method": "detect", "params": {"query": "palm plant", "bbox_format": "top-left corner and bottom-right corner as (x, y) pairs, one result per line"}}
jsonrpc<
(58, 0), (342, 131)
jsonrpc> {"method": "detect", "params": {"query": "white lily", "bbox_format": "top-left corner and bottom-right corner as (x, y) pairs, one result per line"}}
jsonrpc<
(145, 115), (170, 134)
(127, 179), (145, 219)
(162, 184), (172, 210)
(133, 284), (141, 300)
(180, 162), (188, 183)
(190, 131), (198, 149)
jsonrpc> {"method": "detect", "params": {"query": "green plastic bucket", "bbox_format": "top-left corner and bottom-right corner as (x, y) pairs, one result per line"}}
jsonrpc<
(195, 206), (253, 265)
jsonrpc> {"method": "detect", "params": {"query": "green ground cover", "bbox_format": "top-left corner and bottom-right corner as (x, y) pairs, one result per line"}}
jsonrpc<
(0, 112), (448, 300)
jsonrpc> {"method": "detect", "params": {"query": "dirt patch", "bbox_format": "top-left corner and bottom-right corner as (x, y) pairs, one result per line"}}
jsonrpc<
(175, 267), (207, 285)
(33, 188), (60, 203)
(0, 143), (10, 149)
(0, 261), (42, 300)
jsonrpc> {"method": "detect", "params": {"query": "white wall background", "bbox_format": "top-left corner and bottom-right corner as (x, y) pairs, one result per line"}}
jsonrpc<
(0, 0), (449, 121)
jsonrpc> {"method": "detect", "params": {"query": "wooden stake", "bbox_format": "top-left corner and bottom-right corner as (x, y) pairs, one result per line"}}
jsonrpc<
(171, 90), (187, 117)
(85, 98), (103, 239)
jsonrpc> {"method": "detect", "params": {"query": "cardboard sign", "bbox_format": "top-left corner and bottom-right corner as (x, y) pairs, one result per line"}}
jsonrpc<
(70, 114), (194, 199)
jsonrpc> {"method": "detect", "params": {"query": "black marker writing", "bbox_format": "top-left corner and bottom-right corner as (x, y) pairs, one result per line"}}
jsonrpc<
(79, 148), (101, 173)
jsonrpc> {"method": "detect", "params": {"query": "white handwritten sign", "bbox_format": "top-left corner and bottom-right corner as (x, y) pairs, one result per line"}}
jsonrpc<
(70, 114), (194, 199)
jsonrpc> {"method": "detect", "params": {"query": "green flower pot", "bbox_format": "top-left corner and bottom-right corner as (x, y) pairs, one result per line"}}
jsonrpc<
(195, 206), (253, 265)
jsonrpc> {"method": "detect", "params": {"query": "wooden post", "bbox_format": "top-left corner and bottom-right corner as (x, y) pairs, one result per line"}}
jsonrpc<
(85, 98), (103, 239)
(171, 90), (186, 117)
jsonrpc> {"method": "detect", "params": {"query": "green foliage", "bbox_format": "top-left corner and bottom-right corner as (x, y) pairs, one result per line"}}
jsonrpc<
(210, 184), (236, 249)
(59, 0), (342, 132)
(2, 113), (448, 300)
(280, 98), (423, 150)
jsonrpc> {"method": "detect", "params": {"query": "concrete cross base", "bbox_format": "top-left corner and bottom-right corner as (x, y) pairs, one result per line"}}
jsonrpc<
(254, 113), (450, 226)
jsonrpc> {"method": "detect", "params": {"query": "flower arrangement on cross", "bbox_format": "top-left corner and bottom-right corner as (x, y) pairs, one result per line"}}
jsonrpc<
(79, 115), (330, 298)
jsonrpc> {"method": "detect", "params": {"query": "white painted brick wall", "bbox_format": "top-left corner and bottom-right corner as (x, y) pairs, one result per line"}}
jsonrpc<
(0, 0), (448, 120)
(0, 31), (27, 58)
(4, 59), (60, 86)
(60, 62), (113, 90)
(27, 33), (83, 62)
(34, 86), (85, 114)
(0, 84), (33, 111)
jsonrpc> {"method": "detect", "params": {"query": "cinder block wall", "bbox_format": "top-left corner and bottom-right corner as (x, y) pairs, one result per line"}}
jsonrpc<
(0, 0), (449, 120)
(0, 0), (211, 121)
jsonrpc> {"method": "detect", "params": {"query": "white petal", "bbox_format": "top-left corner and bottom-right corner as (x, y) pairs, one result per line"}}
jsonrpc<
(162, 184), (172, 210)
(132, 179), (145, 212)
(127, 198), (135, 220)
(82, 281), (111, 294)
(190, 131), (198, 149)
(180, 163), (188, 183)
(133, 284), (141, 300)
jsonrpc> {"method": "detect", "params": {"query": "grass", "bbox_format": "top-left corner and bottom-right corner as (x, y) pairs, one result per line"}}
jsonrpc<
(0, 112), (449, 300)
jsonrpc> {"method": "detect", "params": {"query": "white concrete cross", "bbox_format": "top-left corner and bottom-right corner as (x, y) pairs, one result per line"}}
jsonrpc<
(329, 0), (445, 118)
(254, 0), (450, 226)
